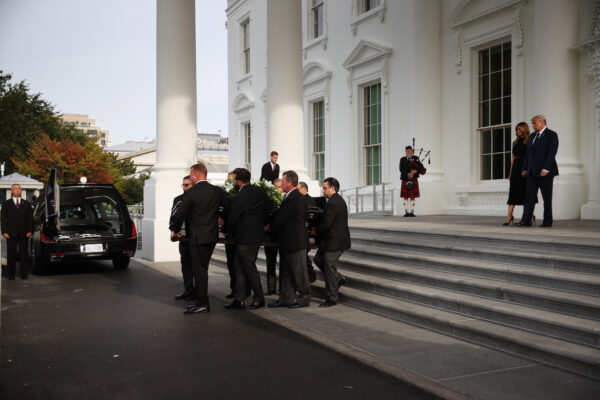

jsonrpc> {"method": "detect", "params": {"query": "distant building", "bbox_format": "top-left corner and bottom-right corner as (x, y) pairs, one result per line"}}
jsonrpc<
(60, 113), (110, 147)
(106, 133), (229, 183)
(0, 173), (44, 201)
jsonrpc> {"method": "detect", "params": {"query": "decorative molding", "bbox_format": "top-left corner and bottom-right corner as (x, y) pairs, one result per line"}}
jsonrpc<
(349, 0), (386, 36)
(454, 28), (463, 74)
(232, 92), (254, 113)
(450, 0), (525, 29)
(342, 39), (392, 70)
(323, 79), (330, 111)
(303, 61), (332, 87)
(513, 5), (524, 56)
(576, 1), (600, 98)
(347, 70), (354, 103)
(302, 36), (328, 59)
(380, 58), (389, 93)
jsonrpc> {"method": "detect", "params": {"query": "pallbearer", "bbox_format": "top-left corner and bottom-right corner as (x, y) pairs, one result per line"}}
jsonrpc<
(314, 177), (350, 307)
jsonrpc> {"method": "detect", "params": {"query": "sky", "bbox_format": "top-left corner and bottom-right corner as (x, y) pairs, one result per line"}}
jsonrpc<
(0, 0), (228, 145)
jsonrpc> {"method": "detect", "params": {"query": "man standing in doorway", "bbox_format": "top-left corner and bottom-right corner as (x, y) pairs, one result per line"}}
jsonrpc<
(170, 163), (226, 314)
(170, 175), (194, 300)
(518, 115), (559, 228)
(261, 151), (280, 183)
(1, 184), (34, 280)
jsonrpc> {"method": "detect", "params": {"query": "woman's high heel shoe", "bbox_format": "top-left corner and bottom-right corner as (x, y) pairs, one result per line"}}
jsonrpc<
(503, 216), (514, 226)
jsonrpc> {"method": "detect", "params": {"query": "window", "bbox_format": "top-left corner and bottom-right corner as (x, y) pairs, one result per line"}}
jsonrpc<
(312, 101), (325, 183)
(362, 0), (381, 13)
(312, 0), (324, 39)
(478, 41), (511, 180)
(244, 122), (251, 170)
(363, 82), (382, 185)
(242, 20), (250, 75)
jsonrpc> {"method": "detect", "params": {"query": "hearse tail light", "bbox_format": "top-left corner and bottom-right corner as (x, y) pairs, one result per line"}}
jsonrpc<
(129, 221), (137, 239)
(42, 232), (57, 243)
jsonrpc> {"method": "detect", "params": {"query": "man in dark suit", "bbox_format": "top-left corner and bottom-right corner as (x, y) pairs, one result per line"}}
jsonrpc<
(1, 184), (34, 280)
(170, 175), (194, 300)
(260, 150), (280, 183)
(297, 181), (317, 283)
(518, 115), (559, 228)
(170, 163), (226, 314)
(267, 170), (311, 308)
(264, 177), (283, 295)
(314, 177), (351, 307)
(224, 168), (272, 310)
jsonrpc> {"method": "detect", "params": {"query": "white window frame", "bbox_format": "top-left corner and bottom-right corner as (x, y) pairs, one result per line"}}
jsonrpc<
(241, 18), (250, 76)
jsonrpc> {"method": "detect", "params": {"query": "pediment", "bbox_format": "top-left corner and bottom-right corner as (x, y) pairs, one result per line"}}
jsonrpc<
(343, 39), (392, 70)
(303, 61), (332, 86)
(450, 0), (525, 28)
(232, 92), (254, 113)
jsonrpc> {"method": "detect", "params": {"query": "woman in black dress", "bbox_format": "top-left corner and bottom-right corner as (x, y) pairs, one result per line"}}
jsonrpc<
(504, 122), (531, 225)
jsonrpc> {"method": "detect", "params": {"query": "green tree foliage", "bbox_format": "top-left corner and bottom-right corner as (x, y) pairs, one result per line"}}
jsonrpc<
(115, 173), (150, 205)
(0, 71), (89, 173)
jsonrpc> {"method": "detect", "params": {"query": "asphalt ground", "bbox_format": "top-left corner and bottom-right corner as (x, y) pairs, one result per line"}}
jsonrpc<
(0, 259), (430, 400)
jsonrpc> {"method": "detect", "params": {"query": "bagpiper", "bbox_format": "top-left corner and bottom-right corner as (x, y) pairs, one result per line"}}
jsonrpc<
(399, 145), (426, 217)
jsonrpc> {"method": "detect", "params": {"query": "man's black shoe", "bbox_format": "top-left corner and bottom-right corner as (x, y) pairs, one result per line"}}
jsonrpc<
(403, 212), (410, 217)
(183, 305), (210, 314)
(540, 223), (552, 228)
(225, 292), (234, 299)
(514, 221), (531, 227)
(319, 300), (337, 307)
(267, 301), (288, 308)
(224, 300), (246, 310)
(288, 302), (309, 308)
(174, 293), (193, 300)
(7, 276), (15, 281)
(265, 290), (276, 296)
(21, 275), (29, 280)
(308, 273), (317, 283)
(409, 212), (416, 217)
(247, 301), (265, 310)
(338, 276), (347, 287)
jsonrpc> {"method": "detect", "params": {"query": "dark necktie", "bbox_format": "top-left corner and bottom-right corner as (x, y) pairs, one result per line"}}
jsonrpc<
(16, 199), (20, 209)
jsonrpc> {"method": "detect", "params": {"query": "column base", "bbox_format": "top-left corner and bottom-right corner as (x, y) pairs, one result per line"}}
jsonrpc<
(141, 170), (187, 262)
(581, 203), (600, 220)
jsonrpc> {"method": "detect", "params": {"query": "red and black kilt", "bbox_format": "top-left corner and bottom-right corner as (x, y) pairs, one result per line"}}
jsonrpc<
(401, 179), (420, 199)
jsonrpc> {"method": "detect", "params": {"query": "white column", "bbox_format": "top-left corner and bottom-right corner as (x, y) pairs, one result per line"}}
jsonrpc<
(266, 0), (308, 178)
(532, 0), (585, 219)
(142, 0), (198, 261)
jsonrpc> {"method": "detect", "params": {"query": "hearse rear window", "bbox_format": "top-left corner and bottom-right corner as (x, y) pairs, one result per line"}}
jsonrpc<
(60, 188), (124, 234)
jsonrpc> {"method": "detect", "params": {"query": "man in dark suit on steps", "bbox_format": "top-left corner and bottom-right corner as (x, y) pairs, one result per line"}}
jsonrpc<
(518, 115), (559, 228)
(224, 168), (272, 310)
(314, 177), (351, 307)
(170, 163), (226, 314)
(1, 184), (34, 280)
(260, 150), (280, 183)
(267, 170), (311, 308)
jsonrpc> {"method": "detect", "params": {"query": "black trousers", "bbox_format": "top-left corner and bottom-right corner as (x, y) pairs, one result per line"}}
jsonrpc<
(179, 242), (194, 295)
(7, 237), (29, 278)
(278, 249), (310, 305)
(264, 246), (279, 292)
(234, 243), (264, 303)
(522, 174), (554, 225)
(225, 243), (236, 292)
(188, 242), (216, 307)
(314, 250), (343, 302)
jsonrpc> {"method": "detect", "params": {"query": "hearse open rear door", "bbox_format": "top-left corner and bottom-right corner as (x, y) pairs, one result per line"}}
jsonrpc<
(45, 168), (60, 234)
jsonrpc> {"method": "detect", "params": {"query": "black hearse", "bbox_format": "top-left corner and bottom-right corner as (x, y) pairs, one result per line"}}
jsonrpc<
(32, 169), (137, 274)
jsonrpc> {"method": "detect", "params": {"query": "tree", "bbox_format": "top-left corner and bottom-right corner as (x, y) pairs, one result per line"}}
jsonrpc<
(12, 133), (120, 184)
(0, 70), (89, 174)
(115, 174), (150, 204)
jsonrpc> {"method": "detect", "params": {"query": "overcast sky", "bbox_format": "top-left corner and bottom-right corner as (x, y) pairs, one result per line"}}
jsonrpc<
(0, 0), (228, 145)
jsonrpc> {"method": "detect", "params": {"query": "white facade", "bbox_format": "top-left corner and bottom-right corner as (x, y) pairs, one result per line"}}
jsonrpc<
(226, 0), (600, 220)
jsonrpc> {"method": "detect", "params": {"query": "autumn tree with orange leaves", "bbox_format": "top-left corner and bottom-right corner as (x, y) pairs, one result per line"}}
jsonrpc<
(12, 133), (121, 184)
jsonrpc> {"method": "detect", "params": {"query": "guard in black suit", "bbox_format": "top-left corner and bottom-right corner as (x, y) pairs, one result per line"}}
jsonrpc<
(224, 168), (272, 310)
(170, 163), (226, 314)
(518, 115), (559, 228)
(314, 177), (351, 307)
(268, 171), (311, 308)
(1, 184), (34, 280)
(170, 175), (194, 300)
(297, 181), (317, 283)
(260, 150), (280, 183)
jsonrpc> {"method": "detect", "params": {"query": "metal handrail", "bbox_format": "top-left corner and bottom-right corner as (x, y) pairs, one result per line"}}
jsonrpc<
(339, 182), (395, 215)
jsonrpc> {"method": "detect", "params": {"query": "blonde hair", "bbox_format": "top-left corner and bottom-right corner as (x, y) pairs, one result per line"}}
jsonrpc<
(531, 115), (547, 125)
(515, 122), (531, 144)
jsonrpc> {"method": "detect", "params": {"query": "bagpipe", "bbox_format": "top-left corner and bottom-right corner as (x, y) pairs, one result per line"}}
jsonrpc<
(404, 138), (430, 190)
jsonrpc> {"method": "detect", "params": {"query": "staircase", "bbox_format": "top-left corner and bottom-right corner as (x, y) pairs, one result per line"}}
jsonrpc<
(211, 221), (600, 380)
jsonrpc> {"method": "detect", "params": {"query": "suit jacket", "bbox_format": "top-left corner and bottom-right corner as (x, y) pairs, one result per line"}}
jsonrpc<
(523, 128), (559, 178)
(399, 156), (423, 181)
(260, 162), (280, 183)
(1, 198), (34, 238)
(270, 189), (307, 253)
(170, 194), (188, 237)
(170, 181), (226, 245)
(226, 184), (273, 245)
(317, 193), (351, 252)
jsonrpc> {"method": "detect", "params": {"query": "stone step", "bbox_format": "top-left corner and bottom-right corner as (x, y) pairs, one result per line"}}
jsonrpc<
(210, 247), (600, 379)
(350, 232), (600, 275)
(346, 243), (600, 296)
(338, 255), (600, 321)
(349, 225), (600, 257)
